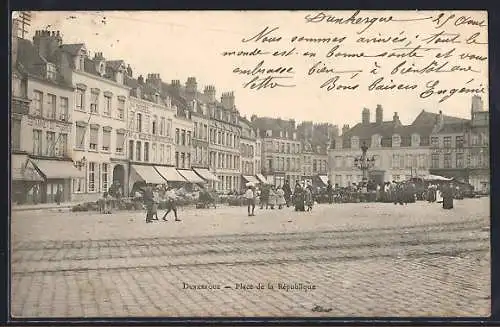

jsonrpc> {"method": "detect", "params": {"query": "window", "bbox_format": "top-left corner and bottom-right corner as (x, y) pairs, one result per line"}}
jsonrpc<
(431, 154), (440, 168)
(152, 144), (157, 163)
(46, 63), (57, 80)
(32, 129), (42, 155)
(59, 97), (69, 121)
(46, 131), (56, 156)
(89, 128), (98, 150)
(187, 131), (191, 146)
(73, 177), (85, 193)
(144, 115), (150, 134)
(11, 119), (21, 150)
(136, 141), (142, 161)
(181, 130), (186, 145)
(405, 155), (412, 168)
(443, 136), (451, 148)
(175, 129), (180, 144)
(456, 153), (464, 168)
(33, 91), (43, 116)
(90, 92), (99, 113)
(46, 94), (56, 119)
(181, 153), (185, 168)
(152, 116), (157, 135)
(159, 144), (164, 163)
(167, 119), (172, 136)
(101, 163), (109, 192)
(136, 113), (142, 132)
(392, 154), (400, 169)
(431, 136), (439, 147)
(128, 140), (134, 160)
(117, 98), (125, 119)
(160, 118), (165, 136)
(187, 153), (191, 168)
(166, 145), (171, 164)
(456, 136), (464, 148)
(116, 132), (125, 154)
(102, 129), (111, 151)
(88, 162), (96, 192)
(444, 154), (451, 168)
(144, 142), (150, 162)
(418, 154), (427, 169)
(76, 89), (85, 111)
(194, 122), (198, 138)
(75, 125), (85, 149)
(420, 136), (430, 146)
(104, 95), (112, 116)
(58, 133), (68, 157)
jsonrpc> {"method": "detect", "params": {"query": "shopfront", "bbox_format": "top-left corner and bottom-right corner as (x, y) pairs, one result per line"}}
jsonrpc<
(11, 154), (44, 205)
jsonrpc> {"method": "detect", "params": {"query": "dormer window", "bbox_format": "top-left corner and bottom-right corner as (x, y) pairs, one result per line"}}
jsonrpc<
(78, 48), (86, 71)
(116, 71), (124, 84)
(371, 134), (381, 148)
(392, 134), (401, 147)
(155, 93), (160, 104)
(46, 63), (57, 80)
(99, 62), (106, 76)
(411, 133), (420, 147)
(266, 130), (272, 137)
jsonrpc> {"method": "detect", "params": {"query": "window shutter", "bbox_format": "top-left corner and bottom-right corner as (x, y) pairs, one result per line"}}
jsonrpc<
(103, 131), (111, 149)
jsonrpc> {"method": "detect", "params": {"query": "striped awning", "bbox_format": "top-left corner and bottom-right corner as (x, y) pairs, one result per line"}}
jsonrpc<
(242, 175), (260, 185)
(193, 168), (220, 182)
(131, 165), (166, 184)
(155, 166), (186, 182)
(31, 159), (85, 179)
(177, 169), (204, 183)
(256, 174), (268, 184)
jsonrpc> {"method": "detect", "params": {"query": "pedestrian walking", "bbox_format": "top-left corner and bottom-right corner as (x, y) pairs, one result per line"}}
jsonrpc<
(276, 186), (286, 209)
(326, 180), (333, 204)
(260, 184), (270, 209)
(162, 187), (181, 222)
(143, 186), (155, 223)
(283, 180), (292, 207)
(244, 184), (256, 216)
(305, 186), (314, 212)
(442, 183), (454, 209)
(151, 187), (160, 220)
(294, 183), (305, 212)
(268, 186), (277, 209)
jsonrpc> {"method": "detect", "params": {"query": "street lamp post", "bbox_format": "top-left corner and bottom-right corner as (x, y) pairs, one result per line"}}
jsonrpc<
(354, 143), (375, 183)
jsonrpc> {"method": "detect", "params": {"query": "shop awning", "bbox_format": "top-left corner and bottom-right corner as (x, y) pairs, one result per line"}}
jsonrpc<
(131, 165), (166, 184)
(11, 157), (44, 182)
(193, 168), (220, 182)
(256, 174), (268, 184)
(318, 175), (329, 186)
(423, 174), (453, 181)
(31, 159), (85, 179)
(242, 175), (260, 185)
(155, 166), (186, 182)
(177, 169), (205, 183)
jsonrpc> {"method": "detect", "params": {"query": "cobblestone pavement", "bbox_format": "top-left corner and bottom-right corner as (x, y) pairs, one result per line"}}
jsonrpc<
(11, 198), (491, 318)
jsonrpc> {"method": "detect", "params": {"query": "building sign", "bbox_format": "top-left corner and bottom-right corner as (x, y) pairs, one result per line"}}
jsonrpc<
(26, 117), (72, 133)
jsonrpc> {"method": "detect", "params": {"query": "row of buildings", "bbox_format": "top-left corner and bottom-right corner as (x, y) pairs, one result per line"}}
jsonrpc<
(10, 25), (490, 205)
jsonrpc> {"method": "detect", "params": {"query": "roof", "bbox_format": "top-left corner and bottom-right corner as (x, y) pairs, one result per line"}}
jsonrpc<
(59, 43), (85, 56)
(343, 110), (469, 139)
(434, 122), (469, 134)
(16, 37), (72, 89)
(106, 60), (125, 71)
(252, 117), (297, 140)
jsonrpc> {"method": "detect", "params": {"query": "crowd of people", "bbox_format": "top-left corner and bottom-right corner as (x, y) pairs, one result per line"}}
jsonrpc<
(97, 177), (462, 223)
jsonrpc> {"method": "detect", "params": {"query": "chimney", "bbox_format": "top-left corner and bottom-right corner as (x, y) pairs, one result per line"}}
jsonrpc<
(393, 112), (401, 125)
(137, 75), (144, 85)
(204, 85), (216, 103)
(186, 77), (197, 94)
(126, 64), (133, 77)
(289, 119), (296, 129)
(251, 114), (257, 122)
(376, 104), (383, 124)
(342, 124), (350, 135)
(221, 91), (235, 110)
(436, 110), (444, 127)
(32, 30), (63, 60)
(146, 73), (162, 91)
(471, 95), (484, 113)
(171, 79), (181, 93)
(362, 108), (370, 125)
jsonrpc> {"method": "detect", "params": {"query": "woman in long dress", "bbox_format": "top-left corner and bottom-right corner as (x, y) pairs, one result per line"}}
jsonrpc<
(268, 186), (277, 209)
(442, 183), (454, 209)
(276, 186), (286, 209)
(305, 186), (314, 212)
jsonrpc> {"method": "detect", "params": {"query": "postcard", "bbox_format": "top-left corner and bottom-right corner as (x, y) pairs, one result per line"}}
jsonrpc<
(10, 10), (490, 318)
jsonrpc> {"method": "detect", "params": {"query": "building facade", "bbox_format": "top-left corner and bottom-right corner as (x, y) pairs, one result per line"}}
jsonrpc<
(60, 47), (131, 202)
(125, 73), (177, 193)
(252, 117), (302, 187)
(12, 30), (83, 204)
(328, 105), (468, 187)
(239, 116), (261, 187)
(208, 92), (242, 192)
(466, 96), (489, 192)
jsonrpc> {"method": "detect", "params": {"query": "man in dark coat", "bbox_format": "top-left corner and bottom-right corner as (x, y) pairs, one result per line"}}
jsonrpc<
(283, 180), (292, 207)
(143, 186), (155, 223)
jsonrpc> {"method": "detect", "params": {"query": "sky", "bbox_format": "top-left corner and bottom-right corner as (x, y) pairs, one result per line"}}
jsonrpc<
(20, 10), (489, 127)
